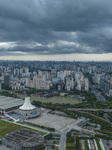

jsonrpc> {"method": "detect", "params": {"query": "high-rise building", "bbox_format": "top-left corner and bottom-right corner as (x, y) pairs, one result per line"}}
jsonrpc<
(85, 78), (89, 91)
(4, 74), (10, 87)
(0, 82), (1, 91)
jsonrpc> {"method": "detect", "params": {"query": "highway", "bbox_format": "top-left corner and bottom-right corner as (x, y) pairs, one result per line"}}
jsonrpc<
(68, 109), (109, 122)
(103, 113), (112, 126)
(68, 108), (112, 112)
(90, 84), (106, 102)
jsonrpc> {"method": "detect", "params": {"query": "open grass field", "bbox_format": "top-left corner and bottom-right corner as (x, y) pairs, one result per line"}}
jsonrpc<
(32, 96), (80, 104)
(0, 119), (46, 138)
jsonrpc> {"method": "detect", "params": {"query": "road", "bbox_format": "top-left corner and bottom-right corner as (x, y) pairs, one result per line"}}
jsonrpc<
(68, 109), (109, 122)
(103, 113), (112, 126)
(90, 84), (106, 102)
(59, 132), (67, 150)
(59, 119), (87, 150)
(68, 108), (112, 112)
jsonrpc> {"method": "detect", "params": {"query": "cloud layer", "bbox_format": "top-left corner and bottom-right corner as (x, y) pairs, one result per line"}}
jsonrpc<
(0, 0), (112, 56)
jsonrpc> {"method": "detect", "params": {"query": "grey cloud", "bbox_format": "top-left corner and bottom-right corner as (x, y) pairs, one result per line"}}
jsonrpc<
(0, 0), (112, 55)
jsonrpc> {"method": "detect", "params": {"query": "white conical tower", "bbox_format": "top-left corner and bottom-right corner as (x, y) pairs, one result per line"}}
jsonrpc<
(19, 97), (35, 110)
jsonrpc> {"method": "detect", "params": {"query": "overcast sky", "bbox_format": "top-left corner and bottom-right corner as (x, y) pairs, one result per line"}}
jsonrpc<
(0, 0), (112, 61)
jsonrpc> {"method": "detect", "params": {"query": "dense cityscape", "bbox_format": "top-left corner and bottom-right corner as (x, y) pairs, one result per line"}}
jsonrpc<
(0, 61), (112, 150)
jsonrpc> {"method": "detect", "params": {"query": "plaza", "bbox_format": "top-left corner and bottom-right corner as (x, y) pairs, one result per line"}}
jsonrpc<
(26, 111), (76, 131)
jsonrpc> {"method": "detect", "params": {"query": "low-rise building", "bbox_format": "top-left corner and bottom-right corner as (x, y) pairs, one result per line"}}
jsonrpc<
(2, 129), (44, 150)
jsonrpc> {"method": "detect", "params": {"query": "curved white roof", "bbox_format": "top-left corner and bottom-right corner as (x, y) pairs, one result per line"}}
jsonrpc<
(19, 97), (35, 110)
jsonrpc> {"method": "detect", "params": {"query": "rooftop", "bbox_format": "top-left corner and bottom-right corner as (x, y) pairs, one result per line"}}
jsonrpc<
(0, 96), (23, 110)
(3, 129), (44, 147)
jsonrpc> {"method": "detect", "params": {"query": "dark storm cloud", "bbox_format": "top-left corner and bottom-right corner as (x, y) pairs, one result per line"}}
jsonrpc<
(0, 0), (112, 55)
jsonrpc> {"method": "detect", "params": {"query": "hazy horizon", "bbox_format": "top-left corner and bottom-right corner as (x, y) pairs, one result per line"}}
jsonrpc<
(0, 53), (112, 62)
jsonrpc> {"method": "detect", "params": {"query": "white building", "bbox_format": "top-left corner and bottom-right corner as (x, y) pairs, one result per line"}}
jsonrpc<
(36, 80), (51, 90)
(85, 78), (89, 91)
(19, 97), (35, 111)
(0, 82), (1, 91)
(93, 73), (102, 84)
(66, 78), (75, 91)
(76, 78), (81, 91)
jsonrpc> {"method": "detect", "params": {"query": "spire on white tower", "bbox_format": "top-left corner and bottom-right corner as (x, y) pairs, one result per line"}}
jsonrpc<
(19, 97), (35, 110)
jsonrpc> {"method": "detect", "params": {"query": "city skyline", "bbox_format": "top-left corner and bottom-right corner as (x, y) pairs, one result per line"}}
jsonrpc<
(0, 0), (112, 61)
(0, 59), (112, 149)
